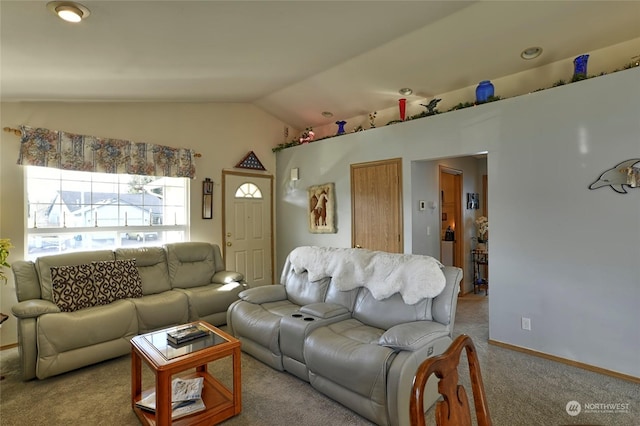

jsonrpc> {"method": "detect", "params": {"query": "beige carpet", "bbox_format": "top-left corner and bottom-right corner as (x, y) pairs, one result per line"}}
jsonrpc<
(0, 341), (371, 426)
(1, 295), (638, 425)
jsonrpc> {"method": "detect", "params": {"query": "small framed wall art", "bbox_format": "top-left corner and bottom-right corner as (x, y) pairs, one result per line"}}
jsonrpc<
(308, 182), (336, 233)
(202, 178), (213, 219)
(467, 192), (479, 210)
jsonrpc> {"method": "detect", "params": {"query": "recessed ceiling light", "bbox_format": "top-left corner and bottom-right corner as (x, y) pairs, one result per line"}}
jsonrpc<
(398, 88), (413, 96)
(321, 111), (334, 118)
(47, 1), (90, 23)
(521, 46), (543, 60)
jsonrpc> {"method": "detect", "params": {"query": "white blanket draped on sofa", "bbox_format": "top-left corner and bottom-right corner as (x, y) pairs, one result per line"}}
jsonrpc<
(288, 246), (445, 305)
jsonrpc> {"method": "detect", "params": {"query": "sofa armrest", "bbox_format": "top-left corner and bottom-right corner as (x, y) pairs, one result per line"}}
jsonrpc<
(300, 303), (349, 319)
(378, 321), (449, 351)
(212, 270), (244, 284)
(239, 285), (287, 304)
(11, 299), (60, 319)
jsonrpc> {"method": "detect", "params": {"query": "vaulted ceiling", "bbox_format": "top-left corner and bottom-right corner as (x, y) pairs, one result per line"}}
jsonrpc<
(2, 1), (639, 129)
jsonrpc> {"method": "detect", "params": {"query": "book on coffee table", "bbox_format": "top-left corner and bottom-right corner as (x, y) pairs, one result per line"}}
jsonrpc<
(167, 324), (209, 345)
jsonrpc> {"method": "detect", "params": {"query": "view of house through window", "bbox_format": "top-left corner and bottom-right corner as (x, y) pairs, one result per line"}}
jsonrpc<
(26, 167), (189, 260)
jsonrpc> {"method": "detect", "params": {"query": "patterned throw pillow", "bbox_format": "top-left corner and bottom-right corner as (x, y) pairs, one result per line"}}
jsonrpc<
(92, 259), (143, 305)
(50, 264), (98, 312)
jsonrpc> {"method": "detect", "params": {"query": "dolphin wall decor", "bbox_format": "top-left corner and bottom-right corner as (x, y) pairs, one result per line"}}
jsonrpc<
(589, 159), (640, 194)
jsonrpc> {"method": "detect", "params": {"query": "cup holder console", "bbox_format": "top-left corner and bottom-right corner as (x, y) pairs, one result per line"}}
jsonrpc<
(291, 313), (315, 321)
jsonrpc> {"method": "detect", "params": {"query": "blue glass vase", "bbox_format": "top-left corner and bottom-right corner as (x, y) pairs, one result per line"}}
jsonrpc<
(475, 80), (494, 103)
(336, 120), (347, 135)
(573, 54), (589, 79)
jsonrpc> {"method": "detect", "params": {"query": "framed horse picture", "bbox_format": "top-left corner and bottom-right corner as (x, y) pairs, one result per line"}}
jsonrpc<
(308, 182), (336, 233)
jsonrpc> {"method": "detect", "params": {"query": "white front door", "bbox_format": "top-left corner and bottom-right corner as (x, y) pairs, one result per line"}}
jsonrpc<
(223, 171), (273, 287)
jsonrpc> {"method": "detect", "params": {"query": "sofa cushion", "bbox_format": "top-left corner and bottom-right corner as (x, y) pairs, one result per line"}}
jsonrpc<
(352, 288), (432, 330)
(50, 264), (97, 312)
(166, 242), (216, 288)
(230, 299), (300, 352)
(92, 259), (143, 305)
(37, 299), (137, 354)
(284, 272), (330, 306)
(177, 283), (245, 321)
(115, 247), (171, 295)
(305, 319), (396, 405)
(129, 291), (189, 334)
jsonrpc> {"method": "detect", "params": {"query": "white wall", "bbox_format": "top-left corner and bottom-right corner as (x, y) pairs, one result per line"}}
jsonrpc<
(275, 68), (640, 378)
(0, 102), (284, 345)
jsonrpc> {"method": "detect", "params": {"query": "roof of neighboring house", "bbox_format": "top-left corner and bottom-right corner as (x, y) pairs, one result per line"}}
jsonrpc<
(59, 191), (163, 213)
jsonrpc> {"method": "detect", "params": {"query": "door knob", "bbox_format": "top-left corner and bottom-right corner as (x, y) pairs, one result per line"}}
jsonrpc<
(227, 232), (232, 237)
(227, 242), (232, 246)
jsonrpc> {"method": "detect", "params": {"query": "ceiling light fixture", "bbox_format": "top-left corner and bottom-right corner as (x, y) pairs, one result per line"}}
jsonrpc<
(47, 1), (90, 23)
(520, 46), (543, 60)
(321, 111), (334, 118)
(398, 88), (413, 96)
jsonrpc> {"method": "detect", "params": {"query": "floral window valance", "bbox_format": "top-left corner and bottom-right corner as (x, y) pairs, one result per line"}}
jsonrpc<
(16, 125), (197, 179)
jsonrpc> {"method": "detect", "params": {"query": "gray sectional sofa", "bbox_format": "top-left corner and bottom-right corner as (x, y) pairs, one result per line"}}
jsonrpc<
(227, 246), (463, 426)
(11, 242), (245, 380)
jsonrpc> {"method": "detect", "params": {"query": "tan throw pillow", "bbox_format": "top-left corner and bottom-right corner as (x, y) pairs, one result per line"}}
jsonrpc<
(50, 264), (97, 312)
(92, 259), (143, 305)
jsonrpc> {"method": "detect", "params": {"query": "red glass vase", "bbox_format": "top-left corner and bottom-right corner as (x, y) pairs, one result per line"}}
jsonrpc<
(398, 98), (407, 121)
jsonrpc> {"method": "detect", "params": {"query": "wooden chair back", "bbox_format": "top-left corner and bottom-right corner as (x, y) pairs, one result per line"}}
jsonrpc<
(410, 334), (492, 426)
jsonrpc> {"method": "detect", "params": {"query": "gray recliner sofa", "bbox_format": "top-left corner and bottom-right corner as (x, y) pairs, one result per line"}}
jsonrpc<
(11, 242), (245, 380)
(227, 246), (463, 426)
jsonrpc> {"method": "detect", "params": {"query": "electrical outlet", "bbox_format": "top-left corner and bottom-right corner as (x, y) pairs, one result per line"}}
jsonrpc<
(521, 317), (531, 331)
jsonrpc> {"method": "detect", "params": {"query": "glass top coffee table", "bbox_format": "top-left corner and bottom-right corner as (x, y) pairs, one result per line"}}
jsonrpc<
(130, 321), (241, 425)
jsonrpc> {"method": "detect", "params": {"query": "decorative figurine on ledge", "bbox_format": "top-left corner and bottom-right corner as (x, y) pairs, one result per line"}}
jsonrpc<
(420, 98), (442, 116)
(369, 112), (377, 128)
(299, 127), (315, 143)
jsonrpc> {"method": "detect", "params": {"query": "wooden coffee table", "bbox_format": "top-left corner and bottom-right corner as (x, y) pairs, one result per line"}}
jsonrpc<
(130, 321), (241, 425)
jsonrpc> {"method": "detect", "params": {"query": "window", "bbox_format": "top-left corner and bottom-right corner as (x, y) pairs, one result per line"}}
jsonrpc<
(234, 183), (262, 199)
(25, 167), (189, 260)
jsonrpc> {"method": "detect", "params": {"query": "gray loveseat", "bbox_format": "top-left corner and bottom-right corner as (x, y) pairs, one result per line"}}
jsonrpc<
(226, 246), (463, 426)
(11, 242), (245, 380)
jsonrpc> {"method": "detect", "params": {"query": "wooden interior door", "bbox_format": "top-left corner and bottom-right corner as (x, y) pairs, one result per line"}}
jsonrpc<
(351, 158), (403, 253)
(440, 166), (464, 291)
(223, 171), (274, 287)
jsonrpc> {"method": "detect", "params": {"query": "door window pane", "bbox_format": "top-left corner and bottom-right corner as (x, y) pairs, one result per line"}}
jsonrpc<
(234, 183), (262, 199)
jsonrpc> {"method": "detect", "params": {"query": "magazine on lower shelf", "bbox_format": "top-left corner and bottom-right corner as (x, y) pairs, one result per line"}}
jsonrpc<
(135, 377), (205, 419)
